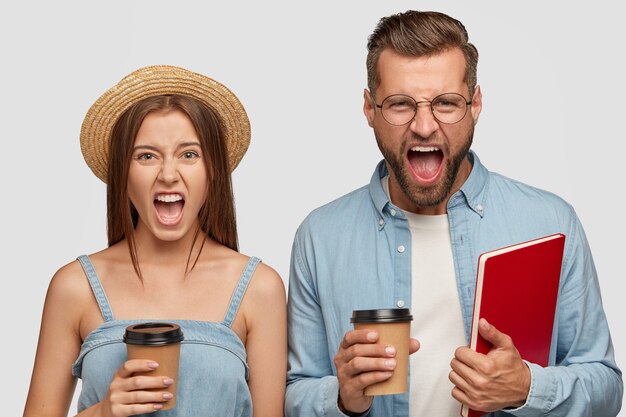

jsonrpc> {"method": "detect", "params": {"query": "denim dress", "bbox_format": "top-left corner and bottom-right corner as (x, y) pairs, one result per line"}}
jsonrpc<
(72, 255), (259, 416)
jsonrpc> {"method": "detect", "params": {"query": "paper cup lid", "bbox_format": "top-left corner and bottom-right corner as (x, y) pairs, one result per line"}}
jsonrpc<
(350, 308), (413, 324)
(123, 322), (184, 345)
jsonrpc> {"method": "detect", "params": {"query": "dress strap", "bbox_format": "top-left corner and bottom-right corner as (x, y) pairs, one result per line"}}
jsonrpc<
(77, 255), (115, 322)
(222, 256), (261, 328)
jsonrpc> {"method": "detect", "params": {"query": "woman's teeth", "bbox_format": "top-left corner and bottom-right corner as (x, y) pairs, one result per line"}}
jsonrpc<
(156, 194), (183, 203)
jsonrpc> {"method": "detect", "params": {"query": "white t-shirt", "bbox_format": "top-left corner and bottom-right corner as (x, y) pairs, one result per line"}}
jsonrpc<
(383, 177), (466, 416)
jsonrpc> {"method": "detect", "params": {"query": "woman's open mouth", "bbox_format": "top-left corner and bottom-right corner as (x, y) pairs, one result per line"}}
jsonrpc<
(154, 193), (185, 226)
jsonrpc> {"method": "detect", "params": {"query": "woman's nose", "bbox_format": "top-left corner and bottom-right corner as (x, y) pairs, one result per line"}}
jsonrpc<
(158, 158), (180, 183)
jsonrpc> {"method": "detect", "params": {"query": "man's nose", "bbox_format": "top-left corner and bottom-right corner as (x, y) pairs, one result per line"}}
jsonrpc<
(408, 103), (439, 138)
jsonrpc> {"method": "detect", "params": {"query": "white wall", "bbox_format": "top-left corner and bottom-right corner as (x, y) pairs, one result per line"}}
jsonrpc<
(4, 1), (624, 415)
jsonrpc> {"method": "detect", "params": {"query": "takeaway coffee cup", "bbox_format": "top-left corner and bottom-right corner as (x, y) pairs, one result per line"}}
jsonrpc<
(351, 308), (413, 396)
(124, 322), (184, 410)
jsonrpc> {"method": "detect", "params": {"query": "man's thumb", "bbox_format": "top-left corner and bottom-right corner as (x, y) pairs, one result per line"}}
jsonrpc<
(478, 318), (509, 348)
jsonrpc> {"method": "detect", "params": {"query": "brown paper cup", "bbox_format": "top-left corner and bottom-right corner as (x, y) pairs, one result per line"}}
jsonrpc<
(351, 309), (412, 396)
(124, 323), (184, 410)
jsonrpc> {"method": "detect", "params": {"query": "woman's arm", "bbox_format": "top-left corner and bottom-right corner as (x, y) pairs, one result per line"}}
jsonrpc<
(23, 263), (85, 417)
(243, 263), (287, 417)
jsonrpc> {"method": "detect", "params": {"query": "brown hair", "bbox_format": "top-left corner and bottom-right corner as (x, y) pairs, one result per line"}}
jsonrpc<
(107, 94), (238, 278)
(366, 10), (479, 98)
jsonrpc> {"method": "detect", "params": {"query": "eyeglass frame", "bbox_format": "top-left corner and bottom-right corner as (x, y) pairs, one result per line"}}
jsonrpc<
(373, 92), (473, 126)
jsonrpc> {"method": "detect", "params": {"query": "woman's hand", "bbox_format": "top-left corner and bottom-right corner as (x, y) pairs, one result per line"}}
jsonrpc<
(95, 359), (174, 417)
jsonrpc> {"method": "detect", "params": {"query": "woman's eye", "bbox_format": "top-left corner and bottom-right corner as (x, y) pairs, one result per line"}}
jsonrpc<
(182, 151), (199, 159)
(137, 153), (154, 161)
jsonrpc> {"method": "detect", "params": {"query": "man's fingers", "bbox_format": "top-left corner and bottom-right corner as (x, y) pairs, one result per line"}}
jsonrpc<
(341, 329), (379, 349)
(449, 357), (478, 392)
(453, 345), (484, 370)
(352, 370), (395, 390)
(450, 356), (475, 381)
(341, 355), (398, 378)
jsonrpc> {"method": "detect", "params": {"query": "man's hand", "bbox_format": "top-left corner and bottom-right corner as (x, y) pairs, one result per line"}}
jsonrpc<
(334, 329), (419, 414)
(449, 318), (531, 413)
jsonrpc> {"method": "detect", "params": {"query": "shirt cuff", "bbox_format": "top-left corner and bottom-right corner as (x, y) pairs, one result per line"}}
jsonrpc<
(337, 393), (372, 417)
(505, 361), (555, 416)
(322, 377), (372, 417)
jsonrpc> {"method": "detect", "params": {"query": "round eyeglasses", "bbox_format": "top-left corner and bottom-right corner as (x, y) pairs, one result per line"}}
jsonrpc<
(375, 93), (472, 125)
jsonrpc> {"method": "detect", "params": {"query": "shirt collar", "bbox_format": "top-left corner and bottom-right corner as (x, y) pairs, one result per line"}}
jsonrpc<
(367, 150), (489, 220)
(368, 160), (394, 221)
(455, 151), (489, 217)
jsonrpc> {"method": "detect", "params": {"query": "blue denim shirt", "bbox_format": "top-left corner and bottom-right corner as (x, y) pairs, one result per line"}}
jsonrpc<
(285, 152), (623, 417)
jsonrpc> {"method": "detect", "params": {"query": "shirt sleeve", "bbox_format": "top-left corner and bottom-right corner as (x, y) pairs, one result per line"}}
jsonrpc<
(285, 226), (352, 417)
(507, 207), (623, 416)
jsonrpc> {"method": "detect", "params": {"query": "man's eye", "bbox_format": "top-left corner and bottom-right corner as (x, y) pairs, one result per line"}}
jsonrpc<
(434, 99), (455, 107)
(433, 95), (464, 109)
(386, 100), (414, 110)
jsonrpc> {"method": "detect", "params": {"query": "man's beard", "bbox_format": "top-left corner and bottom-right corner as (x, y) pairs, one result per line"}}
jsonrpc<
(375, 128), (473, 209)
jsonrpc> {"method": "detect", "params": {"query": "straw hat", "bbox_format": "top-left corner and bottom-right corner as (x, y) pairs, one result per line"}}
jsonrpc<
(80, 65), (251, 182)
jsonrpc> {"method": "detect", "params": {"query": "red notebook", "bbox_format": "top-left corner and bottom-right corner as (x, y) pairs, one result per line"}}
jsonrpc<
(460, 233), (565, 417)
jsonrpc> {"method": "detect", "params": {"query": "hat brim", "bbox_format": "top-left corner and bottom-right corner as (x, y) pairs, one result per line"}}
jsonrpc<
(80, 65), (250, 182)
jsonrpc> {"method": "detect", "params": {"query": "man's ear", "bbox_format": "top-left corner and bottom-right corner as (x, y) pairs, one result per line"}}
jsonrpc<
(470, 85), (482, 125)
(363, 89), (376, 128)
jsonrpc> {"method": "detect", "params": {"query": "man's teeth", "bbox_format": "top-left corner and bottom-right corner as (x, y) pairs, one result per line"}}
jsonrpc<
(156, 194), (183, 203)
(410, 146), (439, 152)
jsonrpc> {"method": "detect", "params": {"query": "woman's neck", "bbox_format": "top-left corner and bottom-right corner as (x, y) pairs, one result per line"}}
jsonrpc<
(131, 221), (207, 266)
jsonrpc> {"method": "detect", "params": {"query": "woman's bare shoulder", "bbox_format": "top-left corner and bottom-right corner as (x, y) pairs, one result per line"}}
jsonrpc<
(243, 256), (286, 306)
(42, 257), (95, 324)
(46, 245), (120, 306)
(49, 258), (89, 295)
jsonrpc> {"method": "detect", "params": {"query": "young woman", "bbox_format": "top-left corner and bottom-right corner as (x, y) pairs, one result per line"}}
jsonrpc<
(23, 65), (286, 417)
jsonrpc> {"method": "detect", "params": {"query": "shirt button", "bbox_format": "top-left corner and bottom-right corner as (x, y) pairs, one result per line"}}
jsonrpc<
(390, 208), (397, 216)
(379, 218), (385, 226)
(476, 204), (483, 212)
(397, 245), (405, 253)
(396, 300), (405, 308)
